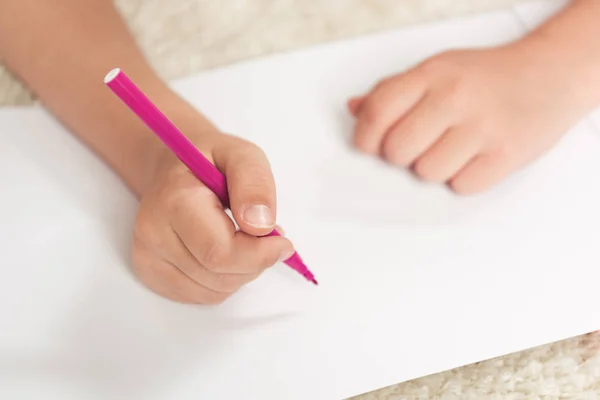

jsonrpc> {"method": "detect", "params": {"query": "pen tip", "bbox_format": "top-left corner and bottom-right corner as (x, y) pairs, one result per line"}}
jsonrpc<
(311, 279), (318, 286)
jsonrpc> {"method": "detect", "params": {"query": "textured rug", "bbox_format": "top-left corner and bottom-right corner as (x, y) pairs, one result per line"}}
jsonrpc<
(2, 1), (600, 398)
(1, 0), (526, 105)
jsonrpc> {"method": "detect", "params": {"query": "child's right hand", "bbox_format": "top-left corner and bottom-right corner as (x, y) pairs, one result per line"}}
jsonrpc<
(131, 132), (295, 304)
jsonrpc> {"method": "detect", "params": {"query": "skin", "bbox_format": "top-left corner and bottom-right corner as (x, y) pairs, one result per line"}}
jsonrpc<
(0, 0), (294, 304)
(349, 0), (600, 194)
(1, 1), (599, 303)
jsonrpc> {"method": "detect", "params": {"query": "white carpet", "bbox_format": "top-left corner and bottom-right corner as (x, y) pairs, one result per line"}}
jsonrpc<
(2, 1), (599, 398)
(1, 0), (523, 105)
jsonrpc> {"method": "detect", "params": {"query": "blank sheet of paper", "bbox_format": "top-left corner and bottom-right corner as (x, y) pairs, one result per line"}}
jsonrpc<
(2, 6), (600, 400)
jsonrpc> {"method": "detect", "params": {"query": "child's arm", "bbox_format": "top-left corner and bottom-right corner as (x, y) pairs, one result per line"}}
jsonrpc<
(0, 0), (293, 304)
(0, 0), (209, 196)
(349, 0), (600, 194)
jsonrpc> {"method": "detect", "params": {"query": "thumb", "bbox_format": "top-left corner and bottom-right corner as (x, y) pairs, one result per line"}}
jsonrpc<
(212, 136), (277, 237)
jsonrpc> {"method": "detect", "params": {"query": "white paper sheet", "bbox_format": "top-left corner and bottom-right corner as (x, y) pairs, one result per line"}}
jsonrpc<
(2, 5), (600, 400)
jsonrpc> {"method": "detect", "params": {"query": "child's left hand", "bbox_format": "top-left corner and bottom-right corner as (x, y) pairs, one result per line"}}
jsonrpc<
(348, 41), (588, 194)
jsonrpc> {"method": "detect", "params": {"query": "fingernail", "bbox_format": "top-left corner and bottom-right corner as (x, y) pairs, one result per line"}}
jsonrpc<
(278, 248), (295, 263)
(243, 204), (275, 228)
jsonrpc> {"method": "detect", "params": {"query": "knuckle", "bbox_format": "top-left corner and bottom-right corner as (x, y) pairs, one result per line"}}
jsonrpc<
(449, 177), (477, 195)
(227, 145), (273, 182)
(358, 101), (383, 126)
(246, 141), (267, 158)
(352, 130), (373, 153)
(231, 139), (267, 160)
(382, 141), (411, 167)
(381, 142), (397, 163)
(448, 178), (466, 194)
(413, 158), (443, 182)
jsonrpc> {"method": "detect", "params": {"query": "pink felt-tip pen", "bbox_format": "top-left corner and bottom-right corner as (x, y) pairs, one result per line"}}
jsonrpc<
(104, 68), (317, 285)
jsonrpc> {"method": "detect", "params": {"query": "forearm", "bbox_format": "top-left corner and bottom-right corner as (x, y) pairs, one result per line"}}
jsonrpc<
(0, 0), (216, 195)
(516, 0), (600, 110)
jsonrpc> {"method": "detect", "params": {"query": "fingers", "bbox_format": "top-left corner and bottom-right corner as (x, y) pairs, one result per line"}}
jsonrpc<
(353, 71), (426, 154)
(449, 152), (515, 195)
(132, 243), (230, 305)
(132, 135), (294, 304)
(174, 222), (293, 280)
(135, 181), (292, 302)
(412, 127), (481, 183)
(170, 184), (293, 275)
(381, 93), (453, 167)
(174, 230), (292, 293)
(348, 72), (513, 193)
(347, 96), (364, 116)
(229, 230), (294, 271)
(167, 182), (237, 251)
(150, 230), (264, 294)
(212, 137), (277, 236)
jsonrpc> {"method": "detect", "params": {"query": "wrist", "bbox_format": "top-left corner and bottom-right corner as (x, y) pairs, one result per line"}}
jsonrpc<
(511, 2), (600, 113)
(136, 96), (224, 197)
(506, 32), (600, 116)
(95, 76), (223, 197)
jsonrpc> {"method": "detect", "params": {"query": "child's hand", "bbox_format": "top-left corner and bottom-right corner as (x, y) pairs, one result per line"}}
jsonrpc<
(349, 41), (587, 194)
(131, 133), (295, 304)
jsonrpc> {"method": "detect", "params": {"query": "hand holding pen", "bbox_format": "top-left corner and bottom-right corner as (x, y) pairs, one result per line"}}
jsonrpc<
(105, 69), (316, 304)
